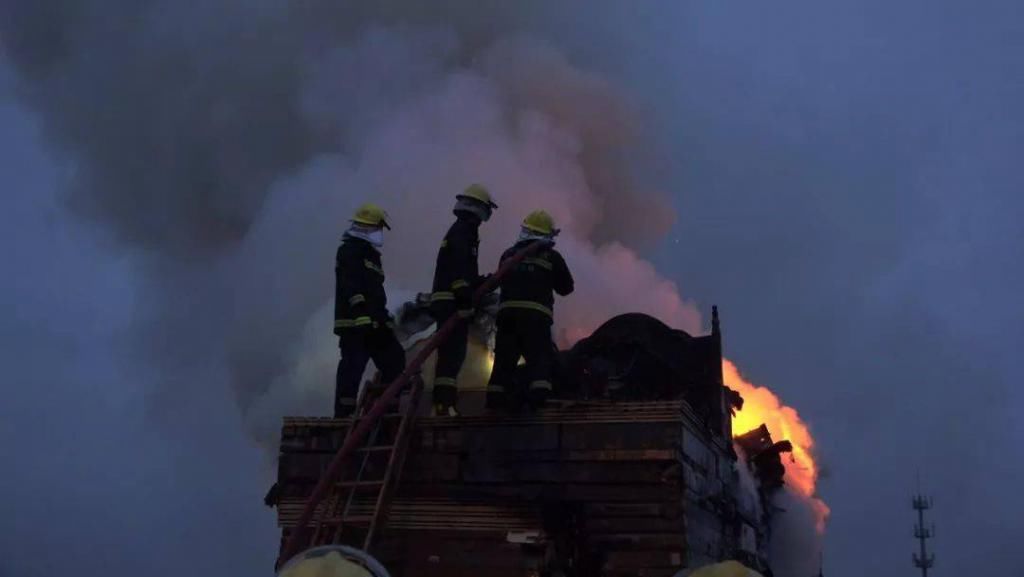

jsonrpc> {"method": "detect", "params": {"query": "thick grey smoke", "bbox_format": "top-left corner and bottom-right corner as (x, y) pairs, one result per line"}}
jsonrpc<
(1, 2), (698, 442)
(733, 443), (822, 577)
(234, 32), (703, 439)
(769, 488), (823, 577)
(0, 92), (278, 576)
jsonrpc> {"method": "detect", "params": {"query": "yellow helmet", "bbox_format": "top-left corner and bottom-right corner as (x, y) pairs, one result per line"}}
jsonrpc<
(279, 551), (371, 577)
(456, 183), (498, 209)
(278, 545), (390, 577)
(522, 210), (558, 236)
(351, 203), (391, 230)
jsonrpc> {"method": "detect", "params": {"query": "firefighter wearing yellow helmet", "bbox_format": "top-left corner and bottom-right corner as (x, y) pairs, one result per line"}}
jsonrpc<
(333, 203), (405, 417)
(278, 545), (391, 577)
(521, 209), (558, 236)
(428, 184), (498, 416)
(486, 210), (573, 411)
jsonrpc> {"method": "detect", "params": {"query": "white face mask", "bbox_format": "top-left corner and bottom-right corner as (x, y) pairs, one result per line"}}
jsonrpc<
(346, 225), (384, 248)
(518, 228), (553, 244)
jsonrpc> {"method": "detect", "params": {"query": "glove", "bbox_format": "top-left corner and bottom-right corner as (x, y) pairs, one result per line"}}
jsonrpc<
(369, 309), (391, 330)
(473, 274), (494, 293)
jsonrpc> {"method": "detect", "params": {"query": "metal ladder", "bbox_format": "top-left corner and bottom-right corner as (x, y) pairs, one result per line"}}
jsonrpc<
(306, 375), (423, 553)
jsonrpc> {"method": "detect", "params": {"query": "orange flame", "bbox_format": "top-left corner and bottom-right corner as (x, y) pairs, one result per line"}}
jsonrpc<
(723, 359), (830, 531)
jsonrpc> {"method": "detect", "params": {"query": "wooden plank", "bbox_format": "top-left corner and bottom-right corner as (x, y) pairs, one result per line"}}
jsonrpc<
(583, 502), (682, 518)
(602, 550), (685, 568)
(411, 427), (681, 460)
(279, 498), (543, 531)
(561, 482), (680, 502)
(401, 454), (461, 482)
(397, 447), (677, 464)
(280, 426), (348, 453)
(278, 453), (332, 482)
(391, 482), (681, 503)
(587, 532), (687, 550)
(284, 401), (686, 429)
(494, 448), (678, 463)
(583, 516), (684, 534)
(560, 422), (681, 451)
(279, 451), (396, 481)
(415, 401), (685, 429)
(456, 461), (674, 484)
(415, 424), (560, 452)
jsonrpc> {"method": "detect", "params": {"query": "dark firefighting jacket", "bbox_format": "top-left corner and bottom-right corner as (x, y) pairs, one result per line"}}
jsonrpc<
(334, 236), (390, 333)
(431, 214), (481, 308)
(496, 240), (574, 321)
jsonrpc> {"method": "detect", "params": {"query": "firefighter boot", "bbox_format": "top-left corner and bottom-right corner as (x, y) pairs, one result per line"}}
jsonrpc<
(526, 382), (551, 410)
(485, 386), (509, 411)
(432, 378), (460, 417)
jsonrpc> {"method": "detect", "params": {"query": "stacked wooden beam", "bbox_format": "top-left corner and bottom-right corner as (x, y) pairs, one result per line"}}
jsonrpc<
(276, 400), (736, 577)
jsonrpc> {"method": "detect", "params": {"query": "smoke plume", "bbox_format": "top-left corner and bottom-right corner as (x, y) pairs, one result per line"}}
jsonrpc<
(0, 3), (696, 440)
(0, 2), (836, 575)
(769, 487), (825, 577)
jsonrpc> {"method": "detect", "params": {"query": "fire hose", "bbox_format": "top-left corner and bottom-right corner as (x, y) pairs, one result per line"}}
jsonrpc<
(278, 240), (551, 567)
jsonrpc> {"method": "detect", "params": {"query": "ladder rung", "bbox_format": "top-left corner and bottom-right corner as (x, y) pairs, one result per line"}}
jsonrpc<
(356, 445), (396, 452)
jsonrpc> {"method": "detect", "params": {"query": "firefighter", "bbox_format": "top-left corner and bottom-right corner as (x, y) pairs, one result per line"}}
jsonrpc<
(429, 184), (499, 416)
(486, 210), (574, 411)
(334, 203), (406, 418)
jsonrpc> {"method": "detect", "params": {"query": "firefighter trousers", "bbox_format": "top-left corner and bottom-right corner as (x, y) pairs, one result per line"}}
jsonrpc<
(430, 302), (468, 406)
(486, 308), (554, 409)
(336, 326), (406, 417)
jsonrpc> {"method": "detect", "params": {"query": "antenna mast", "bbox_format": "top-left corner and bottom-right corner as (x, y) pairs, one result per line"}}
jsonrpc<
(911, 491), (935, 576)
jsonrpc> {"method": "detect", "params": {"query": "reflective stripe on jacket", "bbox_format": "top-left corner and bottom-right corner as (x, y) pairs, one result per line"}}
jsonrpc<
(495, 241), (573, 319)
(335, 236), (390, 332)
(431, 215), (481, 304)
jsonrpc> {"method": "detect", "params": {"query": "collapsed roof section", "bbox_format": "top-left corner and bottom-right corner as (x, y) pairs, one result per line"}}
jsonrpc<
(734, 425), (794, 492)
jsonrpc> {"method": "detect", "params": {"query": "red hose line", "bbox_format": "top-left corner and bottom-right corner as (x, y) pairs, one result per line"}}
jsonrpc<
(278, 240), (550, 566)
